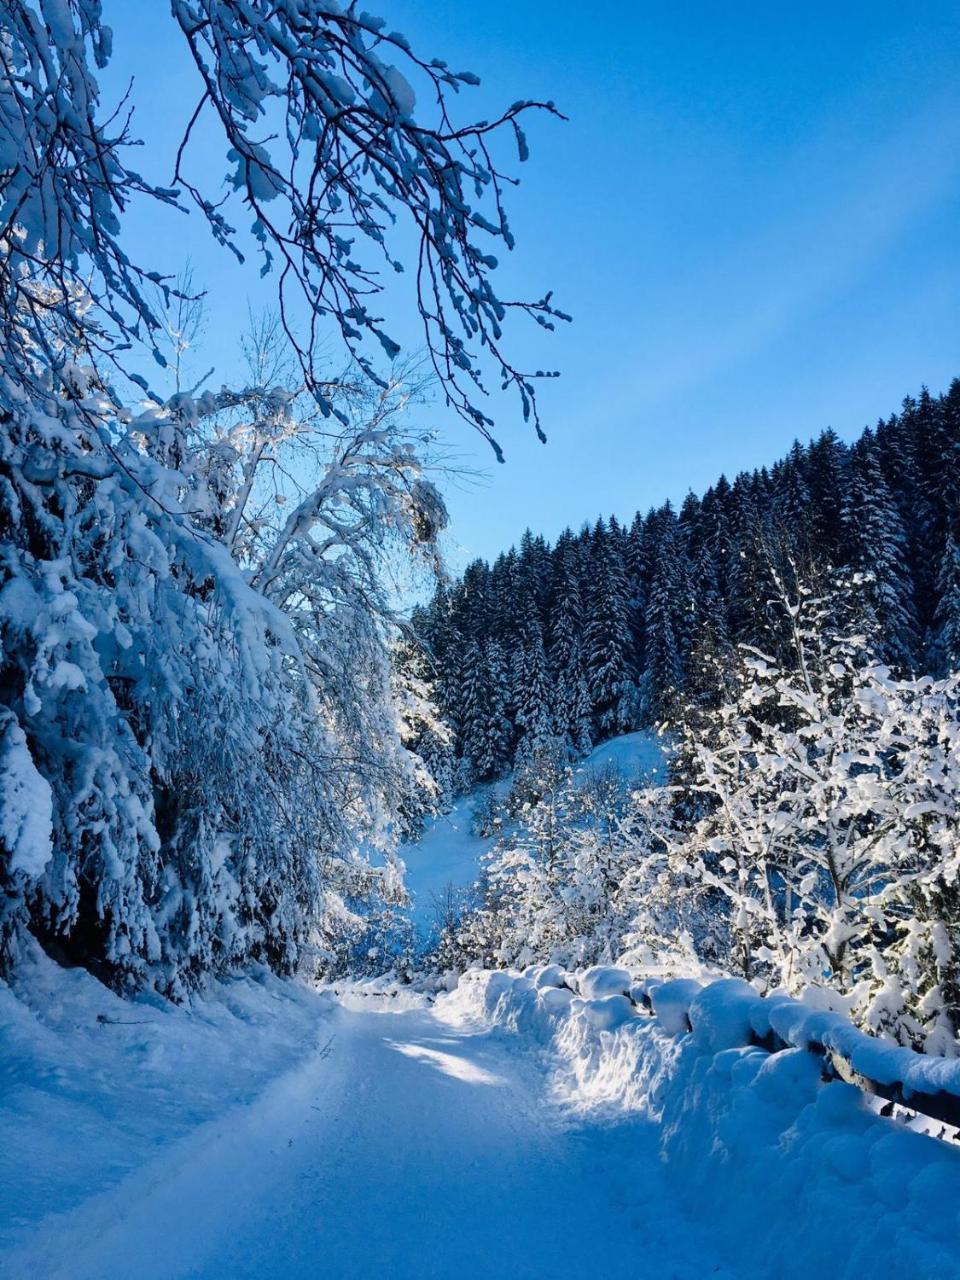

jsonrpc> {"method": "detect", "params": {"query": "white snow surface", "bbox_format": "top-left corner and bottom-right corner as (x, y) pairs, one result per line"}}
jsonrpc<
(5, 957), (960, 1274)
(398, 788), (492, 929)
(400, 731), (666, 931)
(6, 947), (960, 1278)
(573, 729), (668, 781)
(2, 950), (732, 1280)
(0, 944), (329, 1261)
(0, 717), (53, 878)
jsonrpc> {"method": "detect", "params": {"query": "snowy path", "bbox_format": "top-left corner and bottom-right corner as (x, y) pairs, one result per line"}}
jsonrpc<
(7, 997), (728, 1280)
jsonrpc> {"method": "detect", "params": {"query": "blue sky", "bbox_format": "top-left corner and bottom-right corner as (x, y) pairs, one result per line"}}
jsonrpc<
(100, 2), (960, 569)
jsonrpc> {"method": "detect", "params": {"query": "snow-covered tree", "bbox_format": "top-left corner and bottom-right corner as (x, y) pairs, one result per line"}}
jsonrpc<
(549, 544), (593, 755)
(643, 529), (685, 724)
(512, 602), (555, 761)
(661, 575), (960, 1048)
(0, 0), (559, 988)
(460, 755), (663, 970)
(0, 352), (447, 990)
(461, 639), (511, 783)
(392, 631), (454, 836)
(929, 534), (960, 676)
(840, 436), (919, 670)
(584, 521), (636, 734)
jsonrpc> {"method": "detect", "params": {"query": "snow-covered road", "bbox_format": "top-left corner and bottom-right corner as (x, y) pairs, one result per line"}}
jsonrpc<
(7, 996), (728, 1280)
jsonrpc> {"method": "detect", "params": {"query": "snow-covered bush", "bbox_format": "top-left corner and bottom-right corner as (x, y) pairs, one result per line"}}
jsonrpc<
(455, 754), (664, 970)
(444, 573), (960, 1055)
(653, 577), (960, 1049)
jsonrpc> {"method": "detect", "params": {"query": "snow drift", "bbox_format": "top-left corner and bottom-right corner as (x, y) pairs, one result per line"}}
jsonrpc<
(0, 943), (333, 1256)
(440, 966), (960, 1278)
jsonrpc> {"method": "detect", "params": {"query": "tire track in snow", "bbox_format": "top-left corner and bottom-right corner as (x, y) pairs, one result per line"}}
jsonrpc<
(5, 998), (730, 1280)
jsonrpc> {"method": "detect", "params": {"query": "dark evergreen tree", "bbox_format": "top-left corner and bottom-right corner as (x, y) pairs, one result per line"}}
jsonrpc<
(548, 536), (594, 754)
(930, 535), (960, 675)
(512, 599), (555, 760)
(584, 520), (636, 735)
(772, 441), (814, 549)
(805, 428), (849, 551)
(841, 434), (919, 671)
(460, 640), (511, 782)
(643, 526), (685, 724)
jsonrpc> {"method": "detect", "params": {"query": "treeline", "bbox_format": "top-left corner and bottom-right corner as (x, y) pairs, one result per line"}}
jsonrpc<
(411, 382), (960, 790)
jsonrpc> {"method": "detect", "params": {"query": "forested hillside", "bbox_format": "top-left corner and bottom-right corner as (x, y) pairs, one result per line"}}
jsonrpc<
(412, 382), (960, 789)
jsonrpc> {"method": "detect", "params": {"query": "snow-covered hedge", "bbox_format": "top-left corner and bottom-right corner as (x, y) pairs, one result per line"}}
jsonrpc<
(440, 966), (960, 1277)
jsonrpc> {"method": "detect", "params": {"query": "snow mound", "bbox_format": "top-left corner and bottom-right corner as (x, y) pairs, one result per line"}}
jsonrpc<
(438, 969), (960, 1278)
(0, 943), (331, 1254)
(574, 994), (635, 1032)
(576, 964), (632, 999)
(523, 962), (570, 990)
(573, 730), (667, 782)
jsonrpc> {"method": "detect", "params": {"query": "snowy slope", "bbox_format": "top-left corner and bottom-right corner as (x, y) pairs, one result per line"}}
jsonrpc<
(399, 731), (666, 931)
(0, 944), (331, 1256)
(398, 790), (496, 930)
(572, 729), (668, 781)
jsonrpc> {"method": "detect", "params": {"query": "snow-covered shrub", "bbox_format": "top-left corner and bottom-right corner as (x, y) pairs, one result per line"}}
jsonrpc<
(455, 754), (665, 970)
(470, 789), (504, 840)
(657, 576), (960, 1048)
(503, 736), (571, 818)
(422, 881), (482, 976)
(444, 571), (960, 1055)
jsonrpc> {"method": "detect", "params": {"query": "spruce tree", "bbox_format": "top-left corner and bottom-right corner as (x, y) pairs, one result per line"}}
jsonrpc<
(513, 601), (555, 760)
(930, 535), (960, 676)
(808, 427), (855, 558)
(584, 520), (636, 736)
(475, 641), (513, 780)
(644, 554), (684, 724)
(841, 436), (919, 671)
(549, 537), (594, 754)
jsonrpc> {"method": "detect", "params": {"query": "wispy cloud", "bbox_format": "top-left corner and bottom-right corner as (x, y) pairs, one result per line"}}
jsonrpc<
(628, 93), (960, 407)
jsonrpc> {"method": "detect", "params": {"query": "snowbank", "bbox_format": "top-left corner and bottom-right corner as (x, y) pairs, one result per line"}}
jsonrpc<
(439, 967), (960, 1278)
(0, 943), (331, 1254)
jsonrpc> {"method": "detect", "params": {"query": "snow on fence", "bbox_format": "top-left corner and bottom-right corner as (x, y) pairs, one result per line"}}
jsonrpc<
(630, 974), (960, 1135)
(440, 966), (960, 1275)
(449, 965), (960, 1137)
